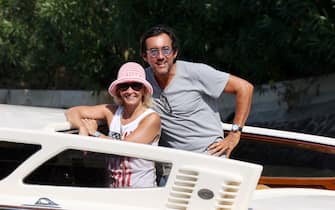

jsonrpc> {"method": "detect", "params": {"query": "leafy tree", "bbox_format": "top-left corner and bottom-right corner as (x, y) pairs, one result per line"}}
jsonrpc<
(0, 0), (334, 90)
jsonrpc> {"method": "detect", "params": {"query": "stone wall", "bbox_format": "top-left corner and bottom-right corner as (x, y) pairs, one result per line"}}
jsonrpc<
(0, 89), (113, 108)
(1, 73), (335, 137)
(219, 73), (335, 137)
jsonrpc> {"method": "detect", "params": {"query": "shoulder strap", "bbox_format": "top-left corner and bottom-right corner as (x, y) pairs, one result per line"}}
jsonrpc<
(108, 106), (123, 140)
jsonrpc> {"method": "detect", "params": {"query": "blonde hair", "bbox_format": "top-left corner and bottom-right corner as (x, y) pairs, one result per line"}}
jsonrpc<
(112, 88), (153, 108)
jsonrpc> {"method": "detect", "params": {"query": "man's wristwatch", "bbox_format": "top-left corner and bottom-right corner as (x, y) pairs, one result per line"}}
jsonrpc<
(92, 131), (102, 137)
(231, 124), (243, 133)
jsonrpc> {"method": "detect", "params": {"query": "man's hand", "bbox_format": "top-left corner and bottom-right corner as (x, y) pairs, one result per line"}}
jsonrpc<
(207, 132), (241, 158)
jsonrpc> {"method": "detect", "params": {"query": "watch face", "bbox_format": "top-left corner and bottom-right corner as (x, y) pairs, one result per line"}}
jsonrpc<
(232, 124), (242, 132)
(232, 124), (239, 131)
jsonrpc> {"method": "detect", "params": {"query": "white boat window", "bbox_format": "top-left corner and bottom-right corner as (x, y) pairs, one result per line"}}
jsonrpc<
(24, 149), (172, 188)
(0, 141), (41, 181)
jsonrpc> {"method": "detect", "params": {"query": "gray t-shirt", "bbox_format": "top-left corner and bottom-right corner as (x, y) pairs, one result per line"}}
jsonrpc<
(145, 60), (229, 153)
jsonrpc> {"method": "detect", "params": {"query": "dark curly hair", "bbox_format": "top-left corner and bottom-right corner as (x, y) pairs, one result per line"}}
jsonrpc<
(140, 24), (179, 59)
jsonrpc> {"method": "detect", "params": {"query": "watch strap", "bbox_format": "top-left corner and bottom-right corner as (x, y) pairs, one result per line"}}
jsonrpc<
(231, 124), (243, 132)
(92, 131), (102, 137)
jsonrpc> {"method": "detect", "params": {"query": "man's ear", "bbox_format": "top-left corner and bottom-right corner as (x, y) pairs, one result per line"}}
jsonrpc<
(142, 53), (148, 63)
(172, 49), (179, 62)
(173, 49), (179, 59)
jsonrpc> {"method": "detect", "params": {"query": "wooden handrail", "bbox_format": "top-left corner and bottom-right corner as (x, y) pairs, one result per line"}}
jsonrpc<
(259, 176), (335, 190)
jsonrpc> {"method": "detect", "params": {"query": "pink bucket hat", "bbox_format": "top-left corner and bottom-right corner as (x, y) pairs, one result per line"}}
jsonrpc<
(108, 62), (153, 96)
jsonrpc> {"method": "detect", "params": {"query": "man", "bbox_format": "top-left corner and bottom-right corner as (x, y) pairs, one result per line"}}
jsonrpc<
(140, 25), (253, 158)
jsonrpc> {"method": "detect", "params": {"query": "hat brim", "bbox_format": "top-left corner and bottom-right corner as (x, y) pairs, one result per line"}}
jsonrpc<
(108, 77), (153, 96)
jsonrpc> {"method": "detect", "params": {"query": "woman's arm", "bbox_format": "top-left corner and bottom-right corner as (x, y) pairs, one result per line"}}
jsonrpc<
(65, 104), (113, 135)
(123, 113), (161, 144)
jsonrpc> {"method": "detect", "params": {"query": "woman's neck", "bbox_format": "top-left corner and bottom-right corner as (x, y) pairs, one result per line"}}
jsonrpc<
(121, 104), (146, 122)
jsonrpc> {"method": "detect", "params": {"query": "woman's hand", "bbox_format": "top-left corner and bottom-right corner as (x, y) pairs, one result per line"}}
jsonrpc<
(81, 119), (99, 136)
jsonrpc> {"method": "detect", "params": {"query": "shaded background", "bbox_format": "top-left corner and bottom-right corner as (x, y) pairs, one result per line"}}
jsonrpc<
(1, 0), (335, 136)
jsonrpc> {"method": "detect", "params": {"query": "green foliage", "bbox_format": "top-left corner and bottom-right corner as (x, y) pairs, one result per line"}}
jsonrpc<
(0, 0), (334, 90)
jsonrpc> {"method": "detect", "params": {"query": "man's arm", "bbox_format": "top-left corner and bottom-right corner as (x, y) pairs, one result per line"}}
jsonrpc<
(207, 75), (254, 157)
(224, 75), (254, 128)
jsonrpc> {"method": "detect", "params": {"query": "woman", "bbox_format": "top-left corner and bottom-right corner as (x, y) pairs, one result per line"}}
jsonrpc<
(65, 62), (161, 188)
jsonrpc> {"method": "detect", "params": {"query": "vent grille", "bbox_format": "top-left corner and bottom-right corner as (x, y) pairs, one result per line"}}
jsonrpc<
(215, 180), (241, 210)
(166, 169), (199, 210)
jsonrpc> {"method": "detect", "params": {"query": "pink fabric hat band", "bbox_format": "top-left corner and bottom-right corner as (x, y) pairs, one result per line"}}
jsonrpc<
(108, 62), (153, 96)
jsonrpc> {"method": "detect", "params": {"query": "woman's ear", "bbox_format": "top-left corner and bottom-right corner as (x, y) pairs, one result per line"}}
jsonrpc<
(141, 89), (147, 102)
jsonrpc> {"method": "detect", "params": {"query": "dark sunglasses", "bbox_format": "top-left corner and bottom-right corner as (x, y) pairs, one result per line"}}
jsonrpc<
(117, 82), (143, 91)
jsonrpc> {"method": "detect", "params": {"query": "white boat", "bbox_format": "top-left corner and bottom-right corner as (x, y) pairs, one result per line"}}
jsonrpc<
(0, 104), (334, 210)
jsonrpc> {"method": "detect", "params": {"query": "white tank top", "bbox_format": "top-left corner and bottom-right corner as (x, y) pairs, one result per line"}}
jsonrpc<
(107, 106), (159, 188)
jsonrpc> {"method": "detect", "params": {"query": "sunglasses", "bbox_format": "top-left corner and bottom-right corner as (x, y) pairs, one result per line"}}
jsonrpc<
(146, 46), (172, 58)
(117, 82), (143, 91)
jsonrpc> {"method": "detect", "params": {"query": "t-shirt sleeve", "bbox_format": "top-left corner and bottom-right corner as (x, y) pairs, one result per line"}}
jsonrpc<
(190, 63), (229, 98)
